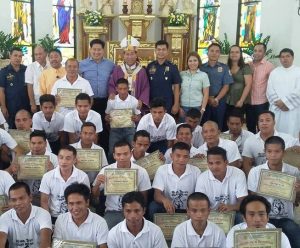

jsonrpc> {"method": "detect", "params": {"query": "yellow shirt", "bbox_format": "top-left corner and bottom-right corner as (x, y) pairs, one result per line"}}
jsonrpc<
(39, 67), (66, 95)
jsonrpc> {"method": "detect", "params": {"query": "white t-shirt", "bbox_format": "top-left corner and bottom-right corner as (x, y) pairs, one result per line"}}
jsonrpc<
(137, 113), (176, 142)
(93, 162), (151, 211)
(0, 170), (15, 196)
(226, 222), (291, 248)
(152, 163), (201, 210)
(39, 166), (90, 217)
(0, 128), (17, 149)
(53, 210), (108, 245)
(196, 138), (241, 164)
(248, 162), (300, 219)
(0, 205), (52, 248)
(107, 218), (168, 248)
(0, 110), (6, 126)
(224, 129), (254, 155)
(171, 219), (226, 248)
(164, 145), (199, 164)
(195, 166), (248, 210)
(32, 111), (64, 142)
(130, 151), (149, 163)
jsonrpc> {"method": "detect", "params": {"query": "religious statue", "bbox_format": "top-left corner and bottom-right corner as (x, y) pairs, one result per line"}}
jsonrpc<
(159, 0), (175, 17)
(97, 0), (113, 15)
(174, 0), (195, 15)
(79, 0), (92, 13)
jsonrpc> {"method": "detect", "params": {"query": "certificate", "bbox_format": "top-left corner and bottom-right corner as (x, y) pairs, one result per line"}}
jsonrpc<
(17, 155), (48, 180)
(257, 169), (296, 201)
(208, 211), (235, 234)
(76, 149), (101, 171)
(154, 213), (188, 240)
(136, 150), (163, 180)
(188, 157), (208, 171)
(220, 133), (232, 140)
(52, 239), (96, 248)
(0, 195), (8, 215)
(104, 168), (137, 195)
(283, 146), (300, 169)
(9, 129), (30, 153)
(110, 109), (133, 128)
(234, 228), (281, 248)
(57, 88), (82, 108)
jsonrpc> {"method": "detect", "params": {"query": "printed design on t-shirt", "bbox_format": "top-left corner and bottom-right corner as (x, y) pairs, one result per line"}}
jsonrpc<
(171, 190), (188, 209)
(271, 199), (288, 217)
(118, 196), (123, 210)
(215, 195), (230, 204)
(256, 153), (267, 166)
(32, 180), (41, 195)
(57, 195), (67, 214)
(151, 134), (166, 143)
(15, 238), (34, 247)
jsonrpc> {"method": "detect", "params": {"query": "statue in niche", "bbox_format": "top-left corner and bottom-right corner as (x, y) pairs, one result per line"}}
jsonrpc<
(79, 0), (92, 13)
(97, 0), (113, 15)
(159, 0), (175, 17)
(174, 0), (195, 15)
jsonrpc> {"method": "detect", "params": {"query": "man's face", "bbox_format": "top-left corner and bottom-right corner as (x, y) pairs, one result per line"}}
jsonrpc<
(34, 47), (47, 65)
(9, 188), (32, 216)
(123, 201), (145, 228)
(207, 45), (220, 62)
(67, 193), (89, 222)
(29, 136), (46, 155)
(253, 44), (265, 62)
(227, 116), (243, 136)
(80, 126), (96, 145)
(41, 102), (55, 119)
(116, 83), (129, 99)
(90, 43), (104, 61)
(207, 154), (227, 180)
(170, 149), (189, 167)
(202, 123), (219, 145)
(15, 112), (32, 131)
(132, 136), (150, 155)
(280, 52), (294, 68)
(155, 44), (168, 60)
(66, 60), (79, 78)
(10, 50), (23, 66)
(187, 199), (210, 225)
(258, 113), (275, 134)
(185, 117), (199, 131)
(265, 143), (284, 165)
(76, 99), (91, 118)
(244, 201), (269, 228)
(113, 145), (132, 167)
(176, 127), (192, 144)
(58, 149), (76, 170)
(49, 51), (62, 69)
(150, 106), (166, 125)
(124, 50), (137, 66)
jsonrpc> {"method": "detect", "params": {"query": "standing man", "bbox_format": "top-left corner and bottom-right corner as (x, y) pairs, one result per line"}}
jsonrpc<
(147, 40), (181, 114)
(80, 39), (115, 152)
(25, 45), (50, 113)
(200, 43), (233, 131)
(267, 48), (300, 137)
(0, 47), (30, 128)
(246, 43), (274, 133)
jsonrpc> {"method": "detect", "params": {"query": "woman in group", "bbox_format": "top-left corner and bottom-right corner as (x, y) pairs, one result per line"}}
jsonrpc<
(179, 51), (210, 121)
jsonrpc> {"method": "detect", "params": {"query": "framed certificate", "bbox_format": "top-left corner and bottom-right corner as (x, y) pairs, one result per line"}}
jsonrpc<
(9, 129), (30, 153)
(52, 239), (97, 248)
(136, 150), (163, 180)
(104, 168), (137, 195)
(188, 157), (208, 171)
(220, 133), (232, 140)
(257, 169), (296, 201)
(57, 88), (82, 108)
(234, 228), (281, 248)
(76, 149), (101, 171)
(17, 155), (48, 180)
(154, 213), (188, 240)
(208, 211), (235, 234)
(110, 109), (133, 128)
(283, 146), (300, 169)
(0, 195), (8, 215)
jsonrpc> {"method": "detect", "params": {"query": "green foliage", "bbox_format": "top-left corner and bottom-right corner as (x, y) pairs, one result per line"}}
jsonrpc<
(0, 31), (20, 59)
(214, 33), (231, 54)
(84, 10), (103, 26)
(168, 10), (188, 26)
(37, 34), (59, 53)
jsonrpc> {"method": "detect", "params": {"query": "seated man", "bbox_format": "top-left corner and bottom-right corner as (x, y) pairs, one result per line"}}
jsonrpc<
(195, 146), (248, 224)
(53, 183), (108, 247)
(92, 141), (151, 229)
(197, 121), (241, 167)
(149, 142), (201, 220)
(171, 192), (226, 248)
(39, 145), (90, 223)
(0, 182), (52, 248)
(107, 191), (167, 248)
(248, 136), (300, 247)
(0, 169), (15, 213)
(137, 97), (176, 154)
(226, 194), (291, 248)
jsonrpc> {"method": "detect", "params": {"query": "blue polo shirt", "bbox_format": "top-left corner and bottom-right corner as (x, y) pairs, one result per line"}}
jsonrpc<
(147, 60), (181, 111)
(79, 57), (115, 98)
(200, 62), (233, 97)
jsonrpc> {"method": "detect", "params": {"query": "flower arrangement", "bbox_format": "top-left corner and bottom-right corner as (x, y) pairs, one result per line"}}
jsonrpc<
(168, 10), (187, 26)
(83, 10), (103, 26)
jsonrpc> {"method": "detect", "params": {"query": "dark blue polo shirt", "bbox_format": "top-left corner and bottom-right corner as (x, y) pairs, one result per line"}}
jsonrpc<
(147, 60), (181, 112)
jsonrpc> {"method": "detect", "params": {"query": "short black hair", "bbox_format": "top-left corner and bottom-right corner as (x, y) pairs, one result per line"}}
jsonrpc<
(9, 182), (31, 198)
(279, 48), (294, 57)
(177, 123), (192, 135)
(187, 192), (210, 208)
(40, 94), (56, 106)
(149, 97), (166, 109)
(64, 183), (90, 203)
(254, 42), (267, 52)
(207, 146), (227, 161)
(264, 135), (285, 151)
(10, 47), (22, 54)
(113, 140), (131, 153)
(258, 110), (275, 121)
(122, 191), (145, 209)
(133, 130), (150, 142)
(208, 43), (221, 51)
(186, 108), (201, 119)
(81, 121), (96, 131)
(90, 38), (105, 49)
(171, 141), (191, 153)
(75, 93), (91, 104)
(155, 40), (169, 49)
(240, 195), (271, 217)
(49, 48), (62, 58)
(59, 145), (77, 157)
(30, 130), (47, 141)
(227, 108), (244, 122)
(116, 78), (129, 87)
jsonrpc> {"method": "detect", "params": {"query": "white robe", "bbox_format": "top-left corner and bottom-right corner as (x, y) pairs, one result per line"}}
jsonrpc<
(267, 65), (300, 137)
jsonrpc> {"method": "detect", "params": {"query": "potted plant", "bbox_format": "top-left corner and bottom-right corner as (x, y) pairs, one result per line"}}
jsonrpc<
(37, 34), (59, 53)
(214, 33), (231, 63)
(168, 9), (187, 26)
(0, 31), (19, 68)
(83, 10), (103, 26)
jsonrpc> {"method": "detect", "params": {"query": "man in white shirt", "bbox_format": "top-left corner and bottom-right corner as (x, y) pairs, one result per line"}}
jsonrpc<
(107, 191), (167, 248)
(39, 145), (90, 223)
(53, 183), (108, 247)
(64, 93), (102, 144)
(137, 97), (176, 154)
(226, 194), (291, 248)
(92, 141), (151, 229)
(185, 108), (204, 148)
(25, 45), (49, 113)
(248, 136), (300, 247)
(0, 170), (15, 213)
(195, 146), (248, 224)
(267, 48), (300, 138)
(149, 142), (201, 220)
(172, 192), (226, 248)
(0, 182), (52, 248)
(242, 110), (299, 175)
